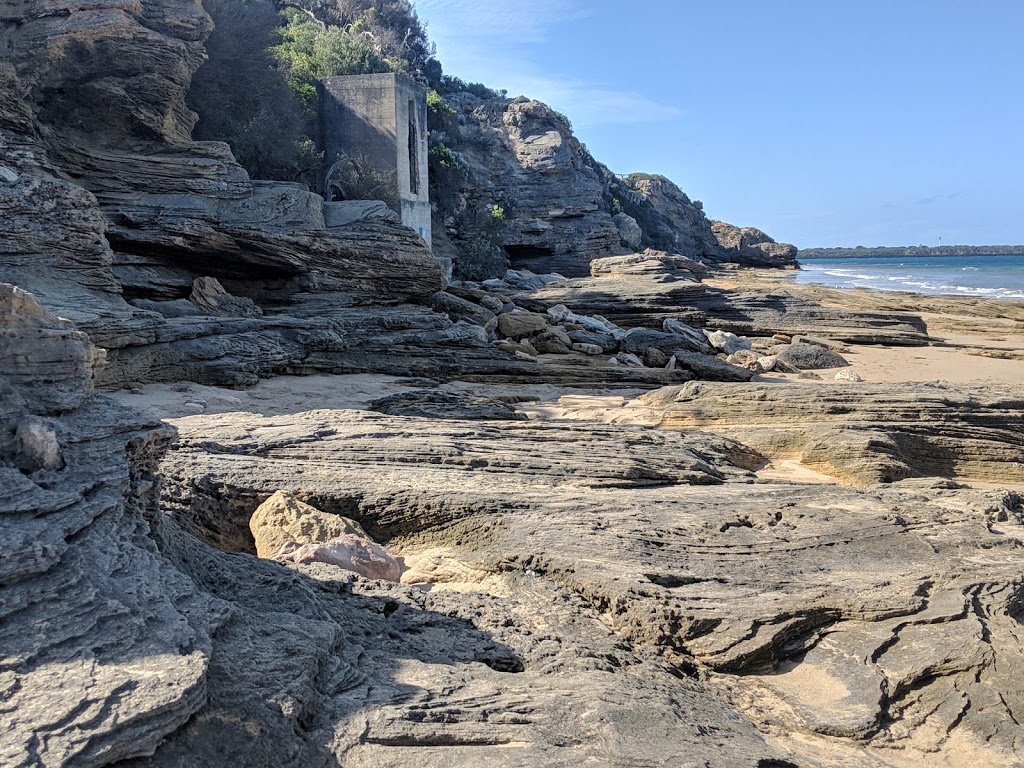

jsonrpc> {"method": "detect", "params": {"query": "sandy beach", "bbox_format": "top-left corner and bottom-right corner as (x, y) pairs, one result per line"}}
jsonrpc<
(706, 269), (1024, 386)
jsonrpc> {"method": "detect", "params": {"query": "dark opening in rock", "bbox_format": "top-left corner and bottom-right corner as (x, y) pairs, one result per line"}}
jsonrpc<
(504, 244), (555, 272)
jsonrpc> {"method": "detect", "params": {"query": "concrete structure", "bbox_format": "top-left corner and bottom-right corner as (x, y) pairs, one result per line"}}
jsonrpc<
(319, 73), (431, 249)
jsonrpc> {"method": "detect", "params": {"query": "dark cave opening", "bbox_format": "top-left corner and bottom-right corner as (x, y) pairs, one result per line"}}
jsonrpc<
(504, 244), (555, 272)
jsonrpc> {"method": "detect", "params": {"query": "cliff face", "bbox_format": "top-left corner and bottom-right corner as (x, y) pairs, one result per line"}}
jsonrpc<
(441, 95), (622, 277)
(5, 4), (1024, 767)
(440, 95), (797, 277)
(710, 221), (799, 268)
(0, 0), (503, 387)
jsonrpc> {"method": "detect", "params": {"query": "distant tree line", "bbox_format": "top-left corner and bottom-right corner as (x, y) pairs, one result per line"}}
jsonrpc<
(799, 245), (1024, 259)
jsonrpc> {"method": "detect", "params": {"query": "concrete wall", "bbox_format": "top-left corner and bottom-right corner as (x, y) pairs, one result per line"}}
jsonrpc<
(394, 76), (431, 246)
(319, 73), (431, 249)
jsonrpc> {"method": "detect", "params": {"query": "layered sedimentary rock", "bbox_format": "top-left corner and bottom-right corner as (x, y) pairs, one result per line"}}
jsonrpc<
(617, 174), (731, 262)
(511, 251), (930, 344)
(710, 221), (799, 268)
(639, 381), (1024, 486)
(5, 2), (1024, 766)
(444, 96), (797, 277)
(1, 284), (797, 767)
(0, 0), (464, 386)
(445, 95), (623, 277)
(154, 383), (1024, 767)
(0, 287), (226, 767)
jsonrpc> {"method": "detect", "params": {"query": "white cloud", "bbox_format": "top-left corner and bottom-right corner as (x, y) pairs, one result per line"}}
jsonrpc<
(414, 1), (681, 129)
(511, 75), (683, 127)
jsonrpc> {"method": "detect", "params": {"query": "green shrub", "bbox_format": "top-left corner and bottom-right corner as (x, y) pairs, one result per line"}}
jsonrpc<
(271, 9), (390, 107)
(187, 0), (314, 183)
(435, 75), (506, 99)
(452, 197), (511, 280)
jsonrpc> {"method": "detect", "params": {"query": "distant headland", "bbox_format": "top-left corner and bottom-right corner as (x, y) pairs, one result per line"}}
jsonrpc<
(799, 245), (1024, 259)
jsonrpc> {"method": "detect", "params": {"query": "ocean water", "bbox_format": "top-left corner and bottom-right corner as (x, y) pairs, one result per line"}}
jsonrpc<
(794, 254), (1024, 300)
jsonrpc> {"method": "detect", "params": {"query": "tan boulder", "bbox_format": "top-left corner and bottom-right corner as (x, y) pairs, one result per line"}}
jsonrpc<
(249, 490), (367, 559)
(496, 311), (549, 339)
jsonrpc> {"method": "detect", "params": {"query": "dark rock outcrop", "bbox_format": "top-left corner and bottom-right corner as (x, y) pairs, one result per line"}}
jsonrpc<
(511, 252), (930, 345)
(711, 221), (799, 267)
(443, 96), (797, 277)
(616, 173), (722, 259)
(445, 95), (623, 277)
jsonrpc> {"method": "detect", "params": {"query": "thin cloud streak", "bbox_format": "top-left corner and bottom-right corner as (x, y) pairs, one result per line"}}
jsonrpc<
(511, 74), (684, 127)
(415, 3), (681, 129)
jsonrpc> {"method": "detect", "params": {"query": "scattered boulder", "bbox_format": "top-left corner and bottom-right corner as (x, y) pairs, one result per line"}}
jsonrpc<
(726, 350), (761, 367)
(835, 369), (865, 382)
(671, 351), (754, 382)
(572, 342), (604, 356)
(277, 536), (403, 583)
(189, 276), (262, 318)
(612, 352), (645, 367)
(548, 304), (625, 339)
(429, 291), (496, 327)
(532, 327), (573, 354)
(622, 327), (712, 357)
(612, 212), (643, 249)
(775, 342), (850, 370)
(704, 329), (752, 355)
(643, 347), (670, 368)
(496, 339), (540, 357)
(249, 490), (367, 559)
(497, 311), (549, 339)
(663, 318), (715, 354)
(479, 294), (505, 312)
(568, 328), (619, 352)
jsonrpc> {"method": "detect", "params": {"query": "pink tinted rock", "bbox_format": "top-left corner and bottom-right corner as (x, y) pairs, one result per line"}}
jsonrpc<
(276, 535), (403, 583)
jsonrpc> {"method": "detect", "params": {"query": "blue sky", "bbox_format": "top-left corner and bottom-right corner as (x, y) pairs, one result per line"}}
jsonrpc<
(414, 0), (1023, 248)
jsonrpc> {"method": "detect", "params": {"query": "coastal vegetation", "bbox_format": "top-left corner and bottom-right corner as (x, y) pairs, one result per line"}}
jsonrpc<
(188, 0), (438, 184)
(800, 245), (1024, 259)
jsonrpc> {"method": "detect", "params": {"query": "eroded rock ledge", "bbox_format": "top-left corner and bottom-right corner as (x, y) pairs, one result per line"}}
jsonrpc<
(153, 380), (1024, 767)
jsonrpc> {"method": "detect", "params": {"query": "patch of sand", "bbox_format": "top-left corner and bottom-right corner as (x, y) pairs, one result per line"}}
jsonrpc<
(110, 374), (426, 420)
(757, 338), (1024, 386)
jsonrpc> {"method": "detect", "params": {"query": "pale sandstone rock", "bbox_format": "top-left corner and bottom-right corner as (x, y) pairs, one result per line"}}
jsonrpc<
(249, 490), (367, 559)
(704, 329), (752, 355)
(14, 416), (64, 471)
(835, 369), (865, 382)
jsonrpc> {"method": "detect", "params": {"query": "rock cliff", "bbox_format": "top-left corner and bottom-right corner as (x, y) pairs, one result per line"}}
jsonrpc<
(439, 95), (797, 278)
(4, 2), (1023, 767)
